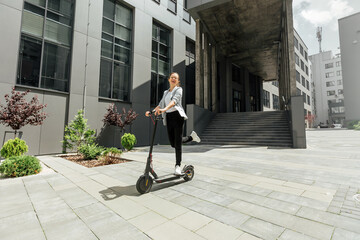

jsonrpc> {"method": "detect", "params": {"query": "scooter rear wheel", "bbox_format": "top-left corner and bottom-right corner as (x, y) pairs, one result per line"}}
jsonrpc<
(183, 166), (194, 181)
(136, 175), (153, 194)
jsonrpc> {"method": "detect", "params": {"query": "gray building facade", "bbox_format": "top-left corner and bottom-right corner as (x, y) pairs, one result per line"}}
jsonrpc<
(339, 12), (360, 124)
(0, 0), (195, 155)
(0, 0), (306, 153)
(309, 51), (345, 126)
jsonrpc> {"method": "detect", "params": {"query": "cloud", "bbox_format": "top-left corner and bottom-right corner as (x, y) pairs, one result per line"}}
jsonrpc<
(296, 0), (354, 27)
(300, 9), (333, 26)
(329, 0), (354, 18)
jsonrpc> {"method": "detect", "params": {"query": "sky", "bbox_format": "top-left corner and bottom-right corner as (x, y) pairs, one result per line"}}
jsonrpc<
(293, 0), (360, 56)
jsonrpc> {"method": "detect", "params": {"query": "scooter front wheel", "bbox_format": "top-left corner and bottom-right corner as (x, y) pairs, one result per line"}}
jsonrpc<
(136, 175), (153, 194)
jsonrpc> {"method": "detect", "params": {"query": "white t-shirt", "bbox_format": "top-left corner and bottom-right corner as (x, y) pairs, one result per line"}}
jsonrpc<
(164, 91), (177, 113)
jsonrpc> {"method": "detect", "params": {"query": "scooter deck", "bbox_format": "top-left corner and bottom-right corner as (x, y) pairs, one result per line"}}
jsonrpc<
(154, 173), (185, 183)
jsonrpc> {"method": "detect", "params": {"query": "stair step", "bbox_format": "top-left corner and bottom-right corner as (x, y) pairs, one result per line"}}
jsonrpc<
(200, 111), (292, 147)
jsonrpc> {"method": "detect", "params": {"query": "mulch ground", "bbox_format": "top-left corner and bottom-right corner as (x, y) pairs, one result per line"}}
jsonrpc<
(63, 154), (131, 168)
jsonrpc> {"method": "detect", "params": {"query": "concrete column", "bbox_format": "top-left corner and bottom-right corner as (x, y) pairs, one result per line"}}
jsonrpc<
(211, 45), (217, 112)
(286, 0), (296, 97)
(225, 58), (232, 112)
(203, 33), (209, 109)
(195, 19), (203, 107)
(244, 69), (251, 111)
(279, 0), (296, 110)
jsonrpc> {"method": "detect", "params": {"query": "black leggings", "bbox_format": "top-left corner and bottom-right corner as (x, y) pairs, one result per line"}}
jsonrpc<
(166, 111), (192, 166)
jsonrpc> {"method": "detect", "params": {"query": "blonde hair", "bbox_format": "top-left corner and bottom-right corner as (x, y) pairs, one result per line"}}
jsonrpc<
(169, 72), (180, 86)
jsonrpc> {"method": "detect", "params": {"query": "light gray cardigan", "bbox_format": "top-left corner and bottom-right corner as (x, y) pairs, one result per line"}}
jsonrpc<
(158, 86), (188, 126)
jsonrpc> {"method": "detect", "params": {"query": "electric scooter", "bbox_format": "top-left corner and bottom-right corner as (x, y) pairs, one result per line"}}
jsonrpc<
(136, 112), (194, 194)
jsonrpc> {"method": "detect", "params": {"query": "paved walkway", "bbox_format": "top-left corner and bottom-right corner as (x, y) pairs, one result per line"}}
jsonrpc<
(1, 129), (360, 240)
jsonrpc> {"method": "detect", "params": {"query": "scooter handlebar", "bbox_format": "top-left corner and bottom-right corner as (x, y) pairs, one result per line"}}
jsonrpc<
(146, 110), (163, 120)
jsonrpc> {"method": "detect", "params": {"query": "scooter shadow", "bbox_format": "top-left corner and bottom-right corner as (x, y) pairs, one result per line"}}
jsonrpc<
(99, 179), (186, 201)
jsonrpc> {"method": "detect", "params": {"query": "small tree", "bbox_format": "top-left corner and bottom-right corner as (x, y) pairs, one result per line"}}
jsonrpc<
(62, 110), (96, 152)
(102, 104), (138, 132)
(0, 87), (47, 137)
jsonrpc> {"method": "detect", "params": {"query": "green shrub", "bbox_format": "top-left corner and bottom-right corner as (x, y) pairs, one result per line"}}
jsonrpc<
(354, 122), (360, 130)
(121, 133), (136, 151)
(78, 143), (104, 160)
(99, 147), (123, 165)
(0, 155), (41, 177)
(1, 138), (28, 158)
(347, 120), (360, 129)
(62, 110), (96, 153)
(102, 147), (122, 156)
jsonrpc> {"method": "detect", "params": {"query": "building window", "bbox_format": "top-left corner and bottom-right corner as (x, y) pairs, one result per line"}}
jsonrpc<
(294, 37), (299, 49)
(17, 0), (75, 92)
(168, 0), (177, 14)
(327, 90), (335, 96)
(326, 81), (335, 87)
(273, 94), (279, 110)
(99, 0), (132, 101)
(301, 60), (304, 71)
(153, 0), (160, 3)
(306, 80), (309, 90)
(302, 92), (306, 103)
(263, 90), (270, 108)
(300, 44), (304, 56)
(185, 38), (195, 59)
(331, 106), (345, 113)
(305, 66), (309, 75)
(295, 53), (299, 66)
(336, 61), (341, 67)
(296, 70), (300, 82)
(338, 89), (343, 95)
(304, 51), (308, 60)
(151, 22), (171, 105)
(336, 70), (342, 76)
(337, 79), (342, 85)
(301, 76), (305, 87)
(272, 81), (279, 87)
(325, 72), (334, 78)
(325, 63), (334, 69)
(328, 99), (336, 105)
(183, 0), (191, 23)
(296, 88), (301, 95)
(307, 95), (310, 105)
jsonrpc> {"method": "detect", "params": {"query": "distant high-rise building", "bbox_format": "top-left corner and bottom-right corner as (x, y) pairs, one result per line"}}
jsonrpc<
(339, 12), (360, 125)
(263, 30), (313, 127)
(309, 51), (345, 126)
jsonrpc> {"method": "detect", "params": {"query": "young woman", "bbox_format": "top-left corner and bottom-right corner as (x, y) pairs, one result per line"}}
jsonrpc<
(146, 72), (200, 175)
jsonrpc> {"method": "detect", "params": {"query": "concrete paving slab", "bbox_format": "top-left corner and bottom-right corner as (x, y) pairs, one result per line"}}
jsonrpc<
(172, 211), (212, 231)
(332, 228), (360, 240)
(2, 130), (360, 239)
(278, 229), (317, 240)
(147, 221), (205, 240)
(0, 211), (45, 240)
(239, 217), (284, 240)
(196, 220), (244, 240)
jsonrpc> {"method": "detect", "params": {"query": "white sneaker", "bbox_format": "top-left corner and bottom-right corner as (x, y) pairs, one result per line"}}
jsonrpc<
(175, 165), (182, 175)
(190, 131), (201, 143)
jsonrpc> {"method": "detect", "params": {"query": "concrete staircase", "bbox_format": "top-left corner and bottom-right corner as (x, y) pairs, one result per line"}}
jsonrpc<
(200, 111), (293, 147)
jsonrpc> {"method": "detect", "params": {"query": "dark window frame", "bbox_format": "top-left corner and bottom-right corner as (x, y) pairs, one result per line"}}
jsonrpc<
(151, 22), (172, 106)
(99, 0), (133, 102)
(167, 0), (177, 15)
(17, 0), (75, 93)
